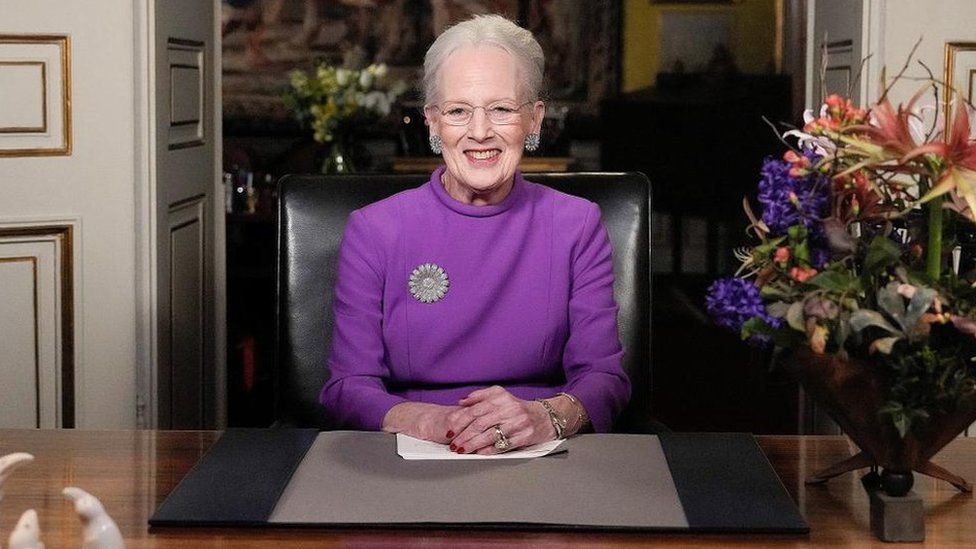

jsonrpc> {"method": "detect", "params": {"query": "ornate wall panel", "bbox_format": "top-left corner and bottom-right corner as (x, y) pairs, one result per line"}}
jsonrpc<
(0, 225), (74, 427)
(0, 35), (70, 156)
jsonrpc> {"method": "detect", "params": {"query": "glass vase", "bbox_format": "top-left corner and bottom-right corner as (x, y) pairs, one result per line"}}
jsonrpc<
(320, 137), (356, 174)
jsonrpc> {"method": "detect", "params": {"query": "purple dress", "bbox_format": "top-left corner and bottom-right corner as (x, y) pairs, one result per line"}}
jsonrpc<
(320, 167), (631, 432)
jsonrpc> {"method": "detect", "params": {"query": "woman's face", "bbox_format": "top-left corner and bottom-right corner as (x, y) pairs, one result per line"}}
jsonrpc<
(427, 46), (545, 205)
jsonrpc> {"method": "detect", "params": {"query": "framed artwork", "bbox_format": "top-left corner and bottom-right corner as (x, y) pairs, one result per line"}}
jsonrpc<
(221, 0), (619, 132)
(944, 42), (976, 131)
(659, 11), (735, 74)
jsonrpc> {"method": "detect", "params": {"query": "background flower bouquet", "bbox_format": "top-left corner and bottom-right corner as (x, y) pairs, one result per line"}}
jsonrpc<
(707, 66), (976, 494)
(284, 63), (406, 172)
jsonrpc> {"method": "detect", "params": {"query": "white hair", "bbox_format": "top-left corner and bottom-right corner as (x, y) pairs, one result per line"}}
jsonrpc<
(423, 14), (545, 104)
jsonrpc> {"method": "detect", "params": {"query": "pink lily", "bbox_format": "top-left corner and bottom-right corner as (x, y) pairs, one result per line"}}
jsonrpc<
(918, 95), (976, 217)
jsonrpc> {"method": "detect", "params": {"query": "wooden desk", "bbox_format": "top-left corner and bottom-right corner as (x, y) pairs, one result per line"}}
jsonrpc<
(0, 430), (973, 548)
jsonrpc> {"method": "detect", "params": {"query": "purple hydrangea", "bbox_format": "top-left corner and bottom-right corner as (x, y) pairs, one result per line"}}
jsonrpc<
(810, 243), (830, 269)
(757, 152), (830, 236)
(706, 277), (782, 343)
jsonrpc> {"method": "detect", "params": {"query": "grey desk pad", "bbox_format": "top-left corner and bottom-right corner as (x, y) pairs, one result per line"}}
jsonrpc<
(150, 429), (808, 533)
(270, 431), (688, 528)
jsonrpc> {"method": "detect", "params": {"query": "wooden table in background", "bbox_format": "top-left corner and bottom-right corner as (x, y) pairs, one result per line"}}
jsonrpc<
(0, 430), (974, 548)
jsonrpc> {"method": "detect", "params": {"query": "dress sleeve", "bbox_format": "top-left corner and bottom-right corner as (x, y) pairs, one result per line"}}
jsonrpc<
(561, 202), (632, 432)
(319, 210), (406, 430)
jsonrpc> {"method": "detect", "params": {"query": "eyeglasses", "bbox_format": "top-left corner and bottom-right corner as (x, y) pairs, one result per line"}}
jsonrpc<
(426, 101), (534, 126)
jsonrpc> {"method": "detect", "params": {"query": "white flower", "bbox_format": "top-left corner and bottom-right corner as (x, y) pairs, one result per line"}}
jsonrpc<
(359, 70), (374, 89)
(360, 91), (377, 110)
(779, 107), (833, 156)
(289, 70), (308, 90)
(336, 68), (351, 87)
(388, 79), (408, 97)
(376, 93), (391, 116)
(783, 129), (836, 157)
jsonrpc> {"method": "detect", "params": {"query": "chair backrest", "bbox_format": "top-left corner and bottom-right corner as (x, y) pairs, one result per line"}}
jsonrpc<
(276, 172), (652, 431)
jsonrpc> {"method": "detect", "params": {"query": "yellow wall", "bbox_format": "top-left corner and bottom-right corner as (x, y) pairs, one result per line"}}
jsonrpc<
(623, 0), (778, 92)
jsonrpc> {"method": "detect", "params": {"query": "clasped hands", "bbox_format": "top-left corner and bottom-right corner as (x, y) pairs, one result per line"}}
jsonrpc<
(382, 385), (556, 454)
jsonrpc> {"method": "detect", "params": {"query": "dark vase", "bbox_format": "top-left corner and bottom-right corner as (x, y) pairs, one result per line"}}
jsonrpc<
(788, 348), (976, 495)
(320, 136), (356, 174)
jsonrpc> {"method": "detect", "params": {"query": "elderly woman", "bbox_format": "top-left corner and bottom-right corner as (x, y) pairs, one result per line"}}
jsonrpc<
(321, 14), (630, 454)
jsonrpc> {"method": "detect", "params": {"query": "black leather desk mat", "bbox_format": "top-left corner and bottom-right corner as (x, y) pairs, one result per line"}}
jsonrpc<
(149, 429), (808, 534)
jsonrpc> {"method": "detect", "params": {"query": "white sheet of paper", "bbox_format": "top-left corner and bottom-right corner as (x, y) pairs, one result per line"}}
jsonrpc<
(396, 433), (567, 460)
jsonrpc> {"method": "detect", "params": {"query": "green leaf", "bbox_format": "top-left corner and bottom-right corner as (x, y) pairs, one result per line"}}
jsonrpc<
(849, 309), (900, 334)
(904, 286), (937, 331)
(877, 282), (907, 327)
(864, 236), (902, 274)
(741, 317), (773, 341)
(893, 413), (910, 438)
(788, 225), (808, 240)
(809, 271), (860, 293)
(794, 240), (811, 264)
(835, 312), (851, 349)
(741, 317), (798, 348)
(767, 301), (790, 317)
(761, 285), (789, 299)
(786, 301), (806, 331)
(753, 236), (787, 256)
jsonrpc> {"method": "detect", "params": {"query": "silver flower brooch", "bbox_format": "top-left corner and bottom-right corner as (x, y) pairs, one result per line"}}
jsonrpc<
(409, 263), (449, 303)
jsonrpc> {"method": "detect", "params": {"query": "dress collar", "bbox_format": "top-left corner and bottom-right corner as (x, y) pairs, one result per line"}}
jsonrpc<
(428, 165), (524, 217)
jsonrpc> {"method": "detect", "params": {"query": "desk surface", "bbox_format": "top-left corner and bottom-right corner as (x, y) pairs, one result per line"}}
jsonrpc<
(0, 430), (973, 548)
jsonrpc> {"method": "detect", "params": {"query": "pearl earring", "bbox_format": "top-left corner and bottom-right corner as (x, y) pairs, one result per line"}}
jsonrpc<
(429, 135), (443, 154)
(524, 133), (540, 152)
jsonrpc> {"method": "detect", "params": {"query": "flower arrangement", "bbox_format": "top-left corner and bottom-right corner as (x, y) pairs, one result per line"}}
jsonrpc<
(284, 63), (407, 144)
(707, 65), (976, 438)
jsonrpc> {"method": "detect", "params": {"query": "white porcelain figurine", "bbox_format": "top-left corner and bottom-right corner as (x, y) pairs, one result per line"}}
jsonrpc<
(7, 509), (44, 549)
(0, 453), (34, 503)
(62, 487), (124, 549)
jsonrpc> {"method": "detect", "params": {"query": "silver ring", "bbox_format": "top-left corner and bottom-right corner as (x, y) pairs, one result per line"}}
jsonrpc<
(493, 425), (511, 451)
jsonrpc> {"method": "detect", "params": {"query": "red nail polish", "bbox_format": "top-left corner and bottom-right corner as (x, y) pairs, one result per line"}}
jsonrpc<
(457, 447), (465, 453)
(449, 443), (456, 451)
(446, 430), (454, 438)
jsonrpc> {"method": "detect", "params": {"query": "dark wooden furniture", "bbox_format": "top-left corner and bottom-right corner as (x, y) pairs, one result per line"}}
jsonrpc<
(600, 76), (800, 434)
(2, 430), (975, 547)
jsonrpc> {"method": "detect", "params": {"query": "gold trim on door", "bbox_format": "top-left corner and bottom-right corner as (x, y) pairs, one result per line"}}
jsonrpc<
(944, 42), (976, 135)
(0, 34), (71, 157)
(0, 225), (75, 426)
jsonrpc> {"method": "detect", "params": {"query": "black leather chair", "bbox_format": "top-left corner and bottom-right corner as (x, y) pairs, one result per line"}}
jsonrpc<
(276, 172), (655, 432)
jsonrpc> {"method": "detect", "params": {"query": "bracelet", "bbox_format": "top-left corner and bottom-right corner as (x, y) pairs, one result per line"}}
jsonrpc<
(557, 392), (589, 433)
(536, 398), (567, 439)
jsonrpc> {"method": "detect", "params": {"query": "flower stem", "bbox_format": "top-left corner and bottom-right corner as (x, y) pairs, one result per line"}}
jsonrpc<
(926, 196), (943, 281)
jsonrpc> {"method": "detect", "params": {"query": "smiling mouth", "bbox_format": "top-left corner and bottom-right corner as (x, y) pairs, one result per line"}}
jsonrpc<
(465, 149), (501, 161)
